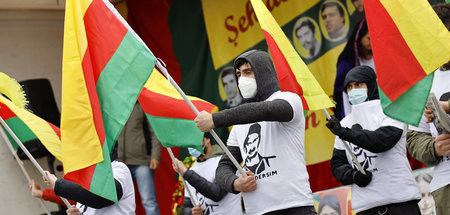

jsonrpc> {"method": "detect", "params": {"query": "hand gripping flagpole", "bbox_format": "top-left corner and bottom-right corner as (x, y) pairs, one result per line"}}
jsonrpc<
(166, 147), (197, 206)
(0, 124), (52, 215)
(322, 109), (366, 174)
(0, 115), (73, 208)
(155, 60), (247, 177)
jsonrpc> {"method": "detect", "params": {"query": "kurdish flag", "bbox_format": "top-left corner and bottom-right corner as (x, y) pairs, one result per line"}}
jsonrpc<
(61, 0), (156, 202)
(365, 0), (450, 126)
(0, 94), (62, 160)
(250, 0), (333, 111)
(139, 68), (218, 152)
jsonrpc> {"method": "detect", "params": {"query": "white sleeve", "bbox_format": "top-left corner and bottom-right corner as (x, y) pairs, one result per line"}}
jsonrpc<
(278, 92), (304, 126)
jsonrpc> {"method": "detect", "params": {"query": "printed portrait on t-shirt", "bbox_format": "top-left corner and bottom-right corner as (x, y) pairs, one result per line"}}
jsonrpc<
(243, 123), (276, 174)
(195, 191), (218, 215)
(350, 123), (378, 171)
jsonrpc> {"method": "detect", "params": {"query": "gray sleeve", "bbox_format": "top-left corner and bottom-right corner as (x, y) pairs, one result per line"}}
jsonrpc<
(212, 99), (293, 128)
(215, 146), (242, 194)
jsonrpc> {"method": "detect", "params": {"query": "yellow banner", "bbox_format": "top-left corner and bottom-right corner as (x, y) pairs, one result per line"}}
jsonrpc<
(203, 0), (356, 165)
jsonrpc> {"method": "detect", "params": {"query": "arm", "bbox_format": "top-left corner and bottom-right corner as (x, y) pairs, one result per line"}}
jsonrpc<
(215, 146), (242, 194)
(406, 130), (439, 166)
(183, 170), (228, 202)
(326, 116), (402, 153)
(212, 99), (293, 128)
(54, 178), (123, 209)
(42, 189), (76, 206)
(183, 197), (193, 215)
(330, 148), (356, 185)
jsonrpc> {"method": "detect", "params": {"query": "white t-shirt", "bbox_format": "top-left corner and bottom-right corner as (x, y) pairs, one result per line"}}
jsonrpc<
(227, 91), (313, 215)
(76, 161), (136, 215)
(184, 156), (242, 215)
(335, 100), (420, 213)
(409, 68), (450, 192)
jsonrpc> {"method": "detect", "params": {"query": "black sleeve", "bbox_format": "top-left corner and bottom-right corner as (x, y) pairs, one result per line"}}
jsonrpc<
(215, 146), (242, 194)
(183, 196), (193, 215)
(338, 126), (403, 153)
(183, 169), (228, 202)
(54, 178), (123, 209)
(330, 148), (356, 185)
(212, 99), (293, 128)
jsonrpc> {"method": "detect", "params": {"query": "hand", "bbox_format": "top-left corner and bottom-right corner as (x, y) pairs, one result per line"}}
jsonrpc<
(66, 205), (81, 215)
(150, 159), (160, 170)
(172, 159), (188, 176)
(435, 133), (450, 157)
(29, 179), (43, 198)
(191, 204), (203, 215)
(424, 108), (435, 123)
(353, 170), (372, 187)
(233, 171), (256, 192)
(43, 171), (57, 188)
(195, 111), (215, 132)
(326, 116), (343, 135)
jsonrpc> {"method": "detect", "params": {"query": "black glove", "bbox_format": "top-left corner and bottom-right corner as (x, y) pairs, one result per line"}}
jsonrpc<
(326, 116), (344, 135)
(353, 170), (372, 187)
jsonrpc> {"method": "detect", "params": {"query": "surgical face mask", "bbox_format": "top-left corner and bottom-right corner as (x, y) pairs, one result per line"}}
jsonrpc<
(348, 88), (368, 105)
(238, 77), (257, 99)
(188, 147), (202, 158)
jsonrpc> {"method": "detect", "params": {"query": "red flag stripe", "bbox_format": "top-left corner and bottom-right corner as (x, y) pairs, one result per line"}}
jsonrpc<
(365, 0), (426, 101)
(65, 165), (97, 190)
(262, 30), (309, 110)
(47, 122), (61, 139)
(0, 102), (17, 120)
(138, 88), (217, 120)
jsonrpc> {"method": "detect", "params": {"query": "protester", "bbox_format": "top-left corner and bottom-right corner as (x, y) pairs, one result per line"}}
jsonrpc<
(117, 102), (162, 215)
(195, 50), (316, 214)
(334, 19), (373, 120)
(172, 133), (242, 215)
(406, 4), (450, 215)
(326, 66), (421, 215)
(29, 179), (76, 207)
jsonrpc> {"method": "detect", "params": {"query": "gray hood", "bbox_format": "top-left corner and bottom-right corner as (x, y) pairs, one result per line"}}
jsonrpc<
(234, 50), (280, 102)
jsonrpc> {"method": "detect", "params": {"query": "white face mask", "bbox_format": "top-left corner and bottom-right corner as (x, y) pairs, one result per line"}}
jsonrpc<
(238, 77), (257, 99)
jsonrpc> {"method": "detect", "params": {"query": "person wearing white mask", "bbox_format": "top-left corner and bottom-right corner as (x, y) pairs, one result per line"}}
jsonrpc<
(326, 66), (421, 215)
(195, 50), (316, 214)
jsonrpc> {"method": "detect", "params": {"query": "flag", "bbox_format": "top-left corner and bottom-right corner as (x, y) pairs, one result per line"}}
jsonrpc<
(365, 0), (450, 126)
(61, 0), (156, 202)
(0, 95), (62, 160)
(138, 68), (218, 152)
(249, 0), (334, 111)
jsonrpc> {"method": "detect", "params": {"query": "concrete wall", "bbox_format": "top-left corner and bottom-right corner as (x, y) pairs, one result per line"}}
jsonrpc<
(0, 10), (64, 214)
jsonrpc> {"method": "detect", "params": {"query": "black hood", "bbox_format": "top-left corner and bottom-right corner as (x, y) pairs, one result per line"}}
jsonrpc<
(344, 65), (379, 100)
(234, 50), (280, 102)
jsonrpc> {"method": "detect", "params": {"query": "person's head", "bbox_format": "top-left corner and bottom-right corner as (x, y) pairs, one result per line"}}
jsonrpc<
(221, 68), (239, 100)
(318, 194), (341, 215)
(188, 133), (213, 161)
(234, 50), (280, 102)
(416, 173), (435, 215)
(321, 2), (345, 36)
(296, 19), (316, 50)
(355, 20), (371, 57)
(344, 66), (378, 105)
(433, 3), (450, 69)
(351, 0), (364, 12)
(243, 123), (261, 159)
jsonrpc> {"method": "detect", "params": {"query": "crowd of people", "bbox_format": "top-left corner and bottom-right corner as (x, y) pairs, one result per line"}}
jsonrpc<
(25, 2), (450, 215)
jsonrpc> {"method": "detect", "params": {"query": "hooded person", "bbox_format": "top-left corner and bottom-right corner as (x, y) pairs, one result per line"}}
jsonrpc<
(334, 19), (373, 120)
(326, 66), (421, 215)
(194, 50), (316, 215)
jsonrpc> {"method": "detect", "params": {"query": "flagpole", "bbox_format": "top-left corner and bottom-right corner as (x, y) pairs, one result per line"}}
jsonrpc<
(0, 126), (52, 215)
(155, 60), (247, 177)
(0, 116), (73, 208)
(322, 109), (366, 174)
(166, 147), (198, 206)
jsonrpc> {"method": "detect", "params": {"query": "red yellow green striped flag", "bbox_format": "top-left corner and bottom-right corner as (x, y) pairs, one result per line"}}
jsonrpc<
(61, 0), (156, 202)
(138, 68), (218, 152)
(249, 0), (333, 111)
(0, 94), (62, 160)
(365, 0), (450, 126)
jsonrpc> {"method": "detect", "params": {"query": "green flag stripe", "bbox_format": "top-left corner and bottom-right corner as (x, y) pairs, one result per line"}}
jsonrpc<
(96, 31), (156, 152)
(145, 114), (203, 152)
(89, 141), (117, 203)
(380, 73), (434, 126)
(3, 117), (38, 149)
